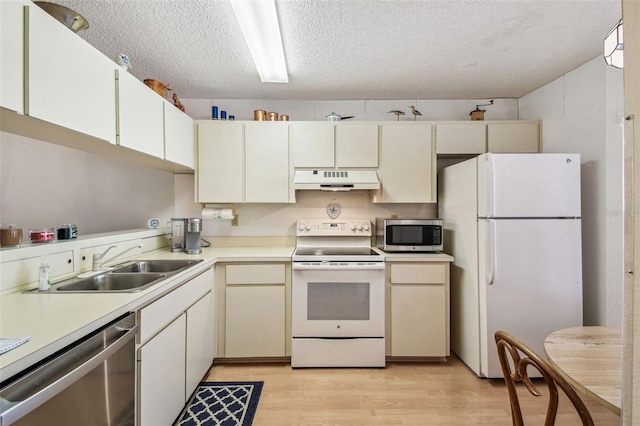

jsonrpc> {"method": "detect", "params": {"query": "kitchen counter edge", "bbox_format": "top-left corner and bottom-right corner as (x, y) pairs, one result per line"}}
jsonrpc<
(0, 245), (294, 381)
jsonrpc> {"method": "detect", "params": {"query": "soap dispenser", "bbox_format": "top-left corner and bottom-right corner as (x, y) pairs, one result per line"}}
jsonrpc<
(39, 259), (51, 291)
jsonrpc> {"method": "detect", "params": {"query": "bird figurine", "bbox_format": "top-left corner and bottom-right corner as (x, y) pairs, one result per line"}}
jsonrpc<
(173, 93), (185, 112)
(115, 53), (131, 71)
(388, 110), (405, 121)
(408, 105), (422, 121)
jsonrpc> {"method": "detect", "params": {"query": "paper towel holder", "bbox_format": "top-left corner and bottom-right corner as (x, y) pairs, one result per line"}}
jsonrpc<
(201, 203), (236, 220)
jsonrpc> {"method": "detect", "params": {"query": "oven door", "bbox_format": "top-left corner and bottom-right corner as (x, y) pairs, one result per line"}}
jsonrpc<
(292, 262), (385, 338)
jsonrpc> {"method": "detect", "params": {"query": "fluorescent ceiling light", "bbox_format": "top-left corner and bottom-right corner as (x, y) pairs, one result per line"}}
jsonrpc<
(230, 0), (289, 83)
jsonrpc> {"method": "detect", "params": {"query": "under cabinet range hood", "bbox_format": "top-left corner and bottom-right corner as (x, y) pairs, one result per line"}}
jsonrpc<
(294, 170), (380, 191)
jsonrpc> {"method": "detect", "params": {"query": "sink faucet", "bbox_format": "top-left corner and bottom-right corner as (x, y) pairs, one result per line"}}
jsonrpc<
(92, 244), (142, 271)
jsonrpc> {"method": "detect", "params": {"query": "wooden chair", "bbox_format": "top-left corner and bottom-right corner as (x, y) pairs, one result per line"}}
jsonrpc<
(494, 331), (594, 426)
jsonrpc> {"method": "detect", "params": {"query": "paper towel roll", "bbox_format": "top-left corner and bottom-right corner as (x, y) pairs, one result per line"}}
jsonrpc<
(202, 207), (234, 220)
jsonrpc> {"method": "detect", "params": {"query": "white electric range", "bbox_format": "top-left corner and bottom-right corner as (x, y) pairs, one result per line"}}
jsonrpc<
(291, 219), (386, 368)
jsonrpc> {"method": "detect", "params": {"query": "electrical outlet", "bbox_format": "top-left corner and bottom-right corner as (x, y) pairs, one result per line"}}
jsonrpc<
(231, 215), (239, 226)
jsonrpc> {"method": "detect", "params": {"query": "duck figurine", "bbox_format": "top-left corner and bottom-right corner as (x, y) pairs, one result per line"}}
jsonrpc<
(408, 105), (422, 121)
(388, 110), (405, 121)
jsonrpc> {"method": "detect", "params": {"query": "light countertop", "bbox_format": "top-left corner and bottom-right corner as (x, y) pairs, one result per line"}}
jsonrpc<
(0, 245), (294, 381)
(0, 244), (450, 380)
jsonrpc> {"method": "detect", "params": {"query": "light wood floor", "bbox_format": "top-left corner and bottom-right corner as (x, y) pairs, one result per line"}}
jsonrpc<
(203, 355), (621, 425)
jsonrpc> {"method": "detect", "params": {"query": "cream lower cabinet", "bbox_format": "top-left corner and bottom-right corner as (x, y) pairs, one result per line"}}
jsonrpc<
(217, 263), (289, 358)
(138, 268), (215, 426)
(186, 291), (216, 393)
(375, 123), (436, 203)
(387, 261), (450, 358)
(139, 313), (186, 426)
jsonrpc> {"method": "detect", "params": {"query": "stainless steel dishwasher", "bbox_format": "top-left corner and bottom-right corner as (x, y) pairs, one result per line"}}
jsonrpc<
(0, 312), (138, 426)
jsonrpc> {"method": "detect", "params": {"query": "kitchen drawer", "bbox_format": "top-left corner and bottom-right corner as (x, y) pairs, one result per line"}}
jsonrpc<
(1, 250), (74, 292)
(390, 263), (446, 284)
(139, 268), (213, 344)
(225, 264), (286, 285)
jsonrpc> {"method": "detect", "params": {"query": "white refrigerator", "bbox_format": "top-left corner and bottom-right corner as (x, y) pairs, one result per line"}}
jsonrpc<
(438, 153), (583, 378)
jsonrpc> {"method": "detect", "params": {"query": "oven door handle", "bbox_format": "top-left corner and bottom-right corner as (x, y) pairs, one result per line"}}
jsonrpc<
(0, 316), (138, 426)
(292, 263), (385, 271)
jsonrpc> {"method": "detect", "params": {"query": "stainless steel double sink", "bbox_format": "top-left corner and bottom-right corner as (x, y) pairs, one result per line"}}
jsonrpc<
(31, 259), (203, 293)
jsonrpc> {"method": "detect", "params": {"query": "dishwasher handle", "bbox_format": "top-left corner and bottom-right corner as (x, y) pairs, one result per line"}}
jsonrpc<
(0, 315), (138, 426)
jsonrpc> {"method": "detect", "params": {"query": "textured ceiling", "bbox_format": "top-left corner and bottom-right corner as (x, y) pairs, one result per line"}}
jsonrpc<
(45, 0), (621, 100)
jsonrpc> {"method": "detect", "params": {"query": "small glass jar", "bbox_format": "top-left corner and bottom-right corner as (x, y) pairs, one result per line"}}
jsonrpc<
(57, 224), (78, 240)
(1, 224), (23, 247)
(29, 228), (55, 243)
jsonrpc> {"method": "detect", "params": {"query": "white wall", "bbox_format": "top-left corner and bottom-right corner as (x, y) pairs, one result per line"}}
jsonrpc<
(181, 98), (519, 122)
(0, 132), (175, 235)
(519, 57), (624, 327)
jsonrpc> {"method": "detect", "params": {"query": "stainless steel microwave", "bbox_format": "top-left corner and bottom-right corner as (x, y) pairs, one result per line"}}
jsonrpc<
(375, 218), (443, 252)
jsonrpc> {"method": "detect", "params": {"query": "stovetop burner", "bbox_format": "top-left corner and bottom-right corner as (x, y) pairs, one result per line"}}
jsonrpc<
(294, 247), (379, 257)
(293, 219), (383, 263)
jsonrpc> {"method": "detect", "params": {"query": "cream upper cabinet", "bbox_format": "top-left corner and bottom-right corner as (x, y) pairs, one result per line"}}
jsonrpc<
(164, 103), (195, 169)
(197, 121), (292, 203)
(291, 122), (378, 168)
(197, 121), (244, 203)
(27, 4), (117, 144)
(487, 121), (540, 153)
(375, 123), (436, 203)
(117, 70), (164, 158)
(245, 122), (291, 202)
(0, 0), (27, 113)
(335, 123), (379, 167)
(291, 122), (335, 167)
(435, 121), (540, 155)
(435, 123), (486, 154)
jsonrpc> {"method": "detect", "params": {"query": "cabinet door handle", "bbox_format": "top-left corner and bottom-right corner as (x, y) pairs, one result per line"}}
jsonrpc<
(67, 259), (72, 264)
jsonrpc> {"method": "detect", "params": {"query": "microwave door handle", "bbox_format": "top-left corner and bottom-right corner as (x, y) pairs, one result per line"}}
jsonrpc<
(485, 220), (496, 285)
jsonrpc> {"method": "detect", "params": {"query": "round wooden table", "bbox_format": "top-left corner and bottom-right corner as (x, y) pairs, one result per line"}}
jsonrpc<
(544, 326), (622, 415)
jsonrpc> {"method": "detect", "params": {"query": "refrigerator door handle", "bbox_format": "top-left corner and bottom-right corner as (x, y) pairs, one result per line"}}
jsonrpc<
(486, 154), (495, 217)
(486, 220), (496, 285)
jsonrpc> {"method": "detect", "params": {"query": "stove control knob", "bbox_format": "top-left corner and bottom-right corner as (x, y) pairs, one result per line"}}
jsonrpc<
(362, 222), (370, 231)
(356, 223), (363, 231)
(350, 223), (357, 231)
(298, 221), (308, 231)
